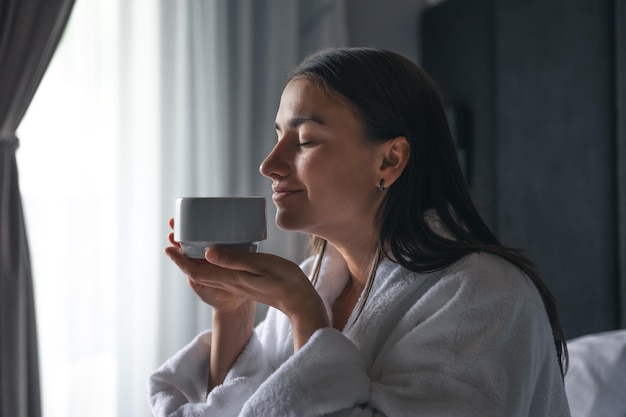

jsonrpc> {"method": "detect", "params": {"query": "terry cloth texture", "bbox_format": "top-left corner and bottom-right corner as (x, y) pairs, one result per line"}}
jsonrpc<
(149, 248), (571, 417)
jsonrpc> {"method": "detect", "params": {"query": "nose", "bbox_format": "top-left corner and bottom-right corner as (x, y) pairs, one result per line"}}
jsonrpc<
(259, 139), (291, 179)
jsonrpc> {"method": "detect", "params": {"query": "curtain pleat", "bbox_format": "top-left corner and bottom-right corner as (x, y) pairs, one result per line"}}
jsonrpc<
(0, 139), (39, 417)
(0, 1), (75, 416)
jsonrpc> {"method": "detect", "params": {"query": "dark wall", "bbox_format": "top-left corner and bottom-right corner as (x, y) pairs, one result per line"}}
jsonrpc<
(420, 0), (496, 228)
(346, 0), (427, 63)
(421, 0), (625, 339)
(618, 0), (626, 329)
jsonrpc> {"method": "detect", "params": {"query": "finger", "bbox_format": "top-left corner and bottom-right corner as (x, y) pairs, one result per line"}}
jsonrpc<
(186, 277), (199, 290)
(187, 276), (223, 291)
(205, 247), (266, 274)
(168, 232), (180, 248)
(187, 276), (209, 288)
(166, 246), (229, 285)
(168, 217), (175, 229)
(165, 246), (202, 277)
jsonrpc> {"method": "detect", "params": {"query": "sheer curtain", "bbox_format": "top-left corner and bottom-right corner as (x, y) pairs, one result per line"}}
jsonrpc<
(17, 0), (347, 416)
(156, 0), (348, 360)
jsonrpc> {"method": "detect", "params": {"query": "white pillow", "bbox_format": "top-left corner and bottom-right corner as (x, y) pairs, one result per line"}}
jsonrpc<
(564, 329), (626, 417)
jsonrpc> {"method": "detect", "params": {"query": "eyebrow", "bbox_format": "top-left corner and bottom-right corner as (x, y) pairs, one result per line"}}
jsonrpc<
(275, 115), (325, 131)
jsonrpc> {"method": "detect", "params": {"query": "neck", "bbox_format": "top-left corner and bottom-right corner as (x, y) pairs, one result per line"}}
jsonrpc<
(327, 235), (379, 288)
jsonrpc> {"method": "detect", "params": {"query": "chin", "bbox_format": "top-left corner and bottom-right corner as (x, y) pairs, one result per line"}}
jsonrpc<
(275, 213), (302, 231)
(274, 210), (313, 233)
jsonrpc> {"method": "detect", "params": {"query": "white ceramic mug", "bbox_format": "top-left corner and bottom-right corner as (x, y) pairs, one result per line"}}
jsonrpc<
(174, 197), (267, 258)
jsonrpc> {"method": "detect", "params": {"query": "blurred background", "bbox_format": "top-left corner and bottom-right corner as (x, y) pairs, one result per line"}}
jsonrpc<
(3, 0), (624, 416)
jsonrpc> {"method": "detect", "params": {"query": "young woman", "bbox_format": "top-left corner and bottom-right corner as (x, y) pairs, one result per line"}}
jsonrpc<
(149, 47), (571, 416)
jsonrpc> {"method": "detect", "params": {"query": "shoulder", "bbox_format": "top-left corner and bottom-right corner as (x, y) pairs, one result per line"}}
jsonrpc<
(373, 252), (543, 317)
(449, 252), (541, 303)
(441, 251), (534, 289)
(363, 252), (556, 378)
(428, 252), (542, 311)
(424, 252), (549, 335)
(363, 253), (566, 413)
(441, 251), (548, 330)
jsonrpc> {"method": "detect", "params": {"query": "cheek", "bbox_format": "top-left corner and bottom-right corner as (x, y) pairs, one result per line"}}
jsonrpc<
(301, 153), (377, 210)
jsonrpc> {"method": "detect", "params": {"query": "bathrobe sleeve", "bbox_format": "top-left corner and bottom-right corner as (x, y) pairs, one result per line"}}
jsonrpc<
(148, 325), (370, 417)
(148, 324), (273, 417)
(148, 258), (317, 417)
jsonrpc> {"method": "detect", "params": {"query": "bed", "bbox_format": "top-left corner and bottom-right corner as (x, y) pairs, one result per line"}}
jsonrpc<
(564, 329), (626, 417)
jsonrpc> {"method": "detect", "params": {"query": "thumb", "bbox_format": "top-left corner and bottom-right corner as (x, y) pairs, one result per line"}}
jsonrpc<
(205, 246), (258, 272)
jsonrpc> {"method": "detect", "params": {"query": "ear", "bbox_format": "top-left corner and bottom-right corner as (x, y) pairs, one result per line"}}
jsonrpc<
(378, 136), (410, 188)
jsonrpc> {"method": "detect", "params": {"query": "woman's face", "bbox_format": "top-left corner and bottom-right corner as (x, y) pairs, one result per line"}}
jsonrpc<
(260, 78), (385, 243)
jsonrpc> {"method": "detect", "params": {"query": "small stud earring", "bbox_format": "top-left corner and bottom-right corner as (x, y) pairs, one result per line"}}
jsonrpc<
(378, 179), (386, 191)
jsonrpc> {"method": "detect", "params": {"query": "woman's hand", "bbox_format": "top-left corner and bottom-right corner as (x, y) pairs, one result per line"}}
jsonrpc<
(165, 226), (330, 350)
(165, 218), (250, 314)
(166, 218), (257, 389)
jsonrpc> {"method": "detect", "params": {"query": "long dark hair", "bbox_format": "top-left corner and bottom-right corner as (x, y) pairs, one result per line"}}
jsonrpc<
(289, 47), (568, 376)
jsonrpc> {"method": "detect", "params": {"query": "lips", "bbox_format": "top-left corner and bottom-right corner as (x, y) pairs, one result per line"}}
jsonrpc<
(271, 185), (304, 202)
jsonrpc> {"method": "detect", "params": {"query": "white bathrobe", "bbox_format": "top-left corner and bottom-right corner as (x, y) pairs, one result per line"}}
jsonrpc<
(149, 249), (571, 417)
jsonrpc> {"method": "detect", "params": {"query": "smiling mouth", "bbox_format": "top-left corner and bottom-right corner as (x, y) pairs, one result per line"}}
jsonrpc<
(272, 189), (303, 202)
